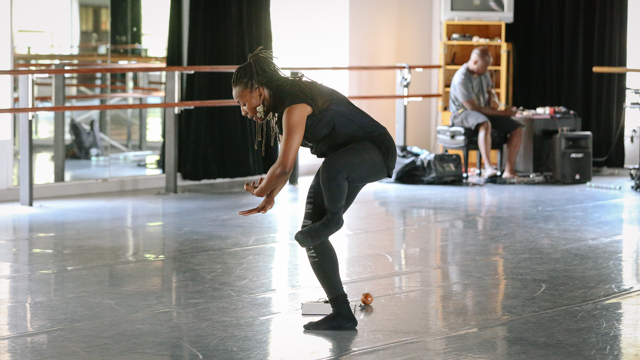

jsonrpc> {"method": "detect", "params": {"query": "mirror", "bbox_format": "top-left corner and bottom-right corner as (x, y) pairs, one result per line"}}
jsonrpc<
(12, 0), (170, 186)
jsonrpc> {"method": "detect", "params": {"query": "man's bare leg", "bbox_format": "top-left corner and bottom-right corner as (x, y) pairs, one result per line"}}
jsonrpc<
(502, 127), (522, 178)
(477, 121), (496, 176)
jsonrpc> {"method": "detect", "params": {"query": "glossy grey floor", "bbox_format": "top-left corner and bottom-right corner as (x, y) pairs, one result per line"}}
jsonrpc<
(1, 175), (639, 360)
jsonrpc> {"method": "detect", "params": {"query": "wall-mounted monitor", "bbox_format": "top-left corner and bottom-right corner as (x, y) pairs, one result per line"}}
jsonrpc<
(442, 0), (514, 23)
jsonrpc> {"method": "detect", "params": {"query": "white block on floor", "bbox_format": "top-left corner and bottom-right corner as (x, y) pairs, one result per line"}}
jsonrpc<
(301, 301), (360, 315)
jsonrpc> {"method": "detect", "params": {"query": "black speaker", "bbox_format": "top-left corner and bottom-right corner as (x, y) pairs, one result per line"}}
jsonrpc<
(552, 131), (592, 184)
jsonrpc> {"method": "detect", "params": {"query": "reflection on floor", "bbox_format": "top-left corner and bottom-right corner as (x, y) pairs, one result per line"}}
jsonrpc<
(0, 174), (639, 359)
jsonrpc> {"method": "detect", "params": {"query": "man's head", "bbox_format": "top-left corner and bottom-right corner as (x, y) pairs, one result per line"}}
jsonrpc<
(467, 46), (493, 76)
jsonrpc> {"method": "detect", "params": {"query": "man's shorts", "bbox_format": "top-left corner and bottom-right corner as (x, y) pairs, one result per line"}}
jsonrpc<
(451, 110), (522, 135)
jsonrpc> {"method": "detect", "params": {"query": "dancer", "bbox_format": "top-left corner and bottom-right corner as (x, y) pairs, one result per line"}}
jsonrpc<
(232, 48), (395, 330)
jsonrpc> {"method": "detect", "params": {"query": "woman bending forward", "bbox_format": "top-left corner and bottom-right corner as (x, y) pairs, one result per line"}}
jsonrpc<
(232, 49), (395, 331)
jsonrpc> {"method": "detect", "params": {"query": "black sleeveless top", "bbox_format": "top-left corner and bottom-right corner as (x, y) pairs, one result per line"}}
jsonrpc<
(270, 80), (396, 177)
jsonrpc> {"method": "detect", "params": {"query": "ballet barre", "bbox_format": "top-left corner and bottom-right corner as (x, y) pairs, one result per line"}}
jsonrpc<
(1, 63), (439, 206)
(592, 66), (640, 73)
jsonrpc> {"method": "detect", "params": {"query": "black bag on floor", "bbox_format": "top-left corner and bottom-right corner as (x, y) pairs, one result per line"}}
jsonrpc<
(424, 153), (464, 184)
(392, 146), (429, 184)
(392, 146), (463, 184)
(632, 166), (640, 192)
(66, 119), (104, 159)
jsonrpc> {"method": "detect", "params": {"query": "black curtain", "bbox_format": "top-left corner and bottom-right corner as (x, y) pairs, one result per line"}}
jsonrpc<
(166, 0), (183, 67)
(506, 0), (628, 167)
(111, 0), (142, 53)
(167, 0), (277, 180)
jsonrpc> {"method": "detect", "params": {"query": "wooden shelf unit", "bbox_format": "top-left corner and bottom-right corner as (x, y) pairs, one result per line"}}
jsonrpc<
(438, 21), (513, 120)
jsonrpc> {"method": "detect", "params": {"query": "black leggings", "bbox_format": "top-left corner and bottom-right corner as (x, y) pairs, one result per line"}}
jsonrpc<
(295, 141), (391, 329)
(295, 141), (390, 248)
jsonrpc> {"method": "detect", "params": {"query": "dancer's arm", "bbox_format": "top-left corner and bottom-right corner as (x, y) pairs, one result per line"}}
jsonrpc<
(239, 103), (310, 216)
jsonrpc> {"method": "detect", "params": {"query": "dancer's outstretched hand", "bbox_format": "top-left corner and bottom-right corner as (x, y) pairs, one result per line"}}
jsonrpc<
(244, 177), (265, 196)
(239, 195), (274, 216)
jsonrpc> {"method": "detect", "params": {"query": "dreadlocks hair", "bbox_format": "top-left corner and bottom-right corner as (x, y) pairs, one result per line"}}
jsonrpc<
(231, 47), (324, 113)
(232, 47), (287, 92)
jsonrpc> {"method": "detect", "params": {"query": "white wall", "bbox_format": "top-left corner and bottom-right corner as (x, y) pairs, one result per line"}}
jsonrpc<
(271, 0), (349, 175)
(349, 0), (441, 151)
(271, 0), (349, 94)
(625, 0), (640, 167)
(0, 0), (13, 191)
(627, 1), (640, 95)
(13, 0), (75, 54)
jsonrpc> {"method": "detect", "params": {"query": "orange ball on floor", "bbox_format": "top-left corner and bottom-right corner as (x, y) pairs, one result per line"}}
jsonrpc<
(361, 292), (374, 305)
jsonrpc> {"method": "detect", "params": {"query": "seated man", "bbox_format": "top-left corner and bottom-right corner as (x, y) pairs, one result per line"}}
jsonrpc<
(449, 46), (522, 178)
